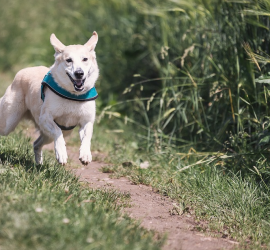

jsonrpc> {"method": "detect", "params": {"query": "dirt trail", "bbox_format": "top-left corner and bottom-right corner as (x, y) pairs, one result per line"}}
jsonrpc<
(30, 128), (237, 250)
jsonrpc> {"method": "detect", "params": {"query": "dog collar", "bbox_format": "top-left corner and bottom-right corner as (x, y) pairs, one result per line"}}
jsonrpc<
(41, 71), (98, 102)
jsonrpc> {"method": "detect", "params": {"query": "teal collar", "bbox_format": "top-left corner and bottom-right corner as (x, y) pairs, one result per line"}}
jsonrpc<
(41, 71), (98, 102)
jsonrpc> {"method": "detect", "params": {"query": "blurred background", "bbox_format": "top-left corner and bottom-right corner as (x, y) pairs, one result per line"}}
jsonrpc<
(1, 0), (270, 160)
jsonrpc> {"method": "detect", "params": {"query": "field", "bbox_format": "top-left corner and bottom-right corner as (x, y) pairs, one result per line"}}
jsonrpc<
(1, 0), (270, 249)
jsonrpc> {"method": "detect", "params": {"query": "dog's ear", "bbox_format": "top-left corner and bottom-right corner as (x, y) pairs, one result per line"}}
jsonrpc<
(84, 31), (98, 51)
(50, 34), (65, 53)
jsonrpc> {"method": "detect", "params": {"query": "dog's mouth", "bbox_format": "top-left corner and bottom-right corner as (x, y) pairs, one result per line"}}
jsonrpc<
(66, 73), (85, 92)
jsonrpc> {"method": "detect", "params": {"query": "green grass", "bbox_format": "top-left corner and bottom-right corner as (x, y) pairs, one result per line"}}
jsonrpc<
(1, 0), (270, 249)
(89, 122), (270, 250)
(0, 131), (164, 250)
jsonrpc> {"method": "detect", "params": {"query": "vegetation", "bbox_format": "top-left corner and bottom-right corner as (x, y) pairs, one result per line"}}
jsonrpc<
(1, 0), (270, 248)
(1, 0), (270, 150)
(0, 132), (163, 250)
(90, 127), (270, 249)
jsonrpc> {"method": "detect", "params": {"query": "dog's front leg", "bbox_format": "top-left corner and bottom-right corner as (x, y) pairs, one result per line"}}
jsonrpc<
(79, 121), (94, 165)
(39, 111), (68, 165)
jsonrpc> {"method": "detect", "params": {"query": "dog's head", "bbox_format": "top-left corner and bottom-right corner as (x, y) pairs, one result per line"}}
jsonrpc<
(50, 32), (99, 94)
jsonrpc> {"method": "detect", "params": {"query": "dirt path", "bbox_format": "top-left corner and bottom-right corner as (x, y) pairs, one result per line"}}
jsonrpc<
(29, 128), (237, 250)
(75, 161), (237, 250)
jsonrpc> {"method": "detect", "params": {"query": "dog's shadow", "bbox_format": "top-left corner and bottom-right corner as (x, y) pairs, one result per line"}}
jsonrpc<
(0, 135), (57, 174)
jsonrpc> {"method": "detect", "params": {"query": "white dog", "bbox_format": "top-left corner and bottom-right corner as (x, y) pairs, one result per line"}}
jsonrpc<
(0, 32), (99, 165)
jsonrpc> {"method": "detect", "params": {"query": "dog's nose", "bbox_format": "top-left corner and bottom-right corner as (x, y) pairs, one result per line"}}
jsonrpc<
(74, 69), (84, 79)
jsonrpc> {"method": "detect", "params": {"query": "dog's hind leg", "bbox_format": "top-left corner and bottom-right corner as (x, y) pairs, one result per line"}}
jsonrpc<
(0, 87), (27, 136)
(33, 133), (53, 164)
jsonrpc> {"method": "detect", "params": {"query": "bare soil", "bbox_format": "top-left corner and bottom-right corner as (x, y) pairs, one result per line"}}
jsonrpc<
(29, 128), (238, 250)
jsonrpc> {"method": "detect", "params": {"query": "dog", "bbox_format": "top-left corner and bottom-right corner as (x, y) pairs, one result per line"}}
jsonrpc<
(0, 31), (99, 165)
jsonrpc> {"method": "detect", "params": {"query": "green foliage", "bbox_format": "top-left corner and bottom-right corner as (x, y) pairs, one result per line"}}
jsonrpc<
(90, 0), (270, 174)
(114, 0), (270, 150)
(0, 132), (163, 250)
(2, 0), (270, 152)
(91, 125), (270, 249)
(2, 0), (270, 247)
(0, 0), (86, 69)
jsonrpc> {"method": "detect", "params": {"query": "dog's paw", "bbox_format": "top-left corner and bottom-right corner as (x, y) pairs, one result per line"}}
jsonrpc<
(55, 139), (68, 165)
(55, 149), (68, 165)
(79, 150), (92, 166)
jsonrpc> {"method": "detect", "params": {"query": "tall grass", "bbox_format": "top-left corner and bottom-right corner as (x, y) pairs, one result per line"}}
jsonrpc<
(1, 0), (270, 171)
(114, 0), (270, 146)
(95, 0), (270, 174)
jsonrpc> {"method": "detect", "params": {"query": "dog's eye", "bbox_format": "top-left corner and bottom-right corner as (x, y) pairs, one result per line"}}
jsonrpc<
(83, 58), (88, 62)
(66, 58), (73, 63)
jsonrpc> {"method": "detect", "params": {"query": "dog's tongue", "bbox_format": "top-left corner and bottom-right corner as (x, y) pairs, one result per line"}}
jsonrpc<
(75, 80), (83, 87)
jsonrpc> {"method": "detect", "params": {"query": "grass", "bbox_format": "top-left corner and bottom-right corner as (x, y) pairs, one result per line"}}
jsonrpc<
(0, 131), (164, 250)
(87, 121), (270, 249)
(1, 0), (270, 249)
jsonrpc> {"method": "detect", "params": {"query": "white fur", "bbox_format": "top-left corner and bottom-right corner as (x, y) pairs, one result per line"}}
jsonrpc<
(0, 32), (99, 165)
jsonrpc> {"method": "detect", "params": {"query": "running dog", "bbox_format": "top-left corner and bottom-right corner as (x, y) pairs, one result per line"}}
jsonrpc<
(0, 31), (99, 165)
